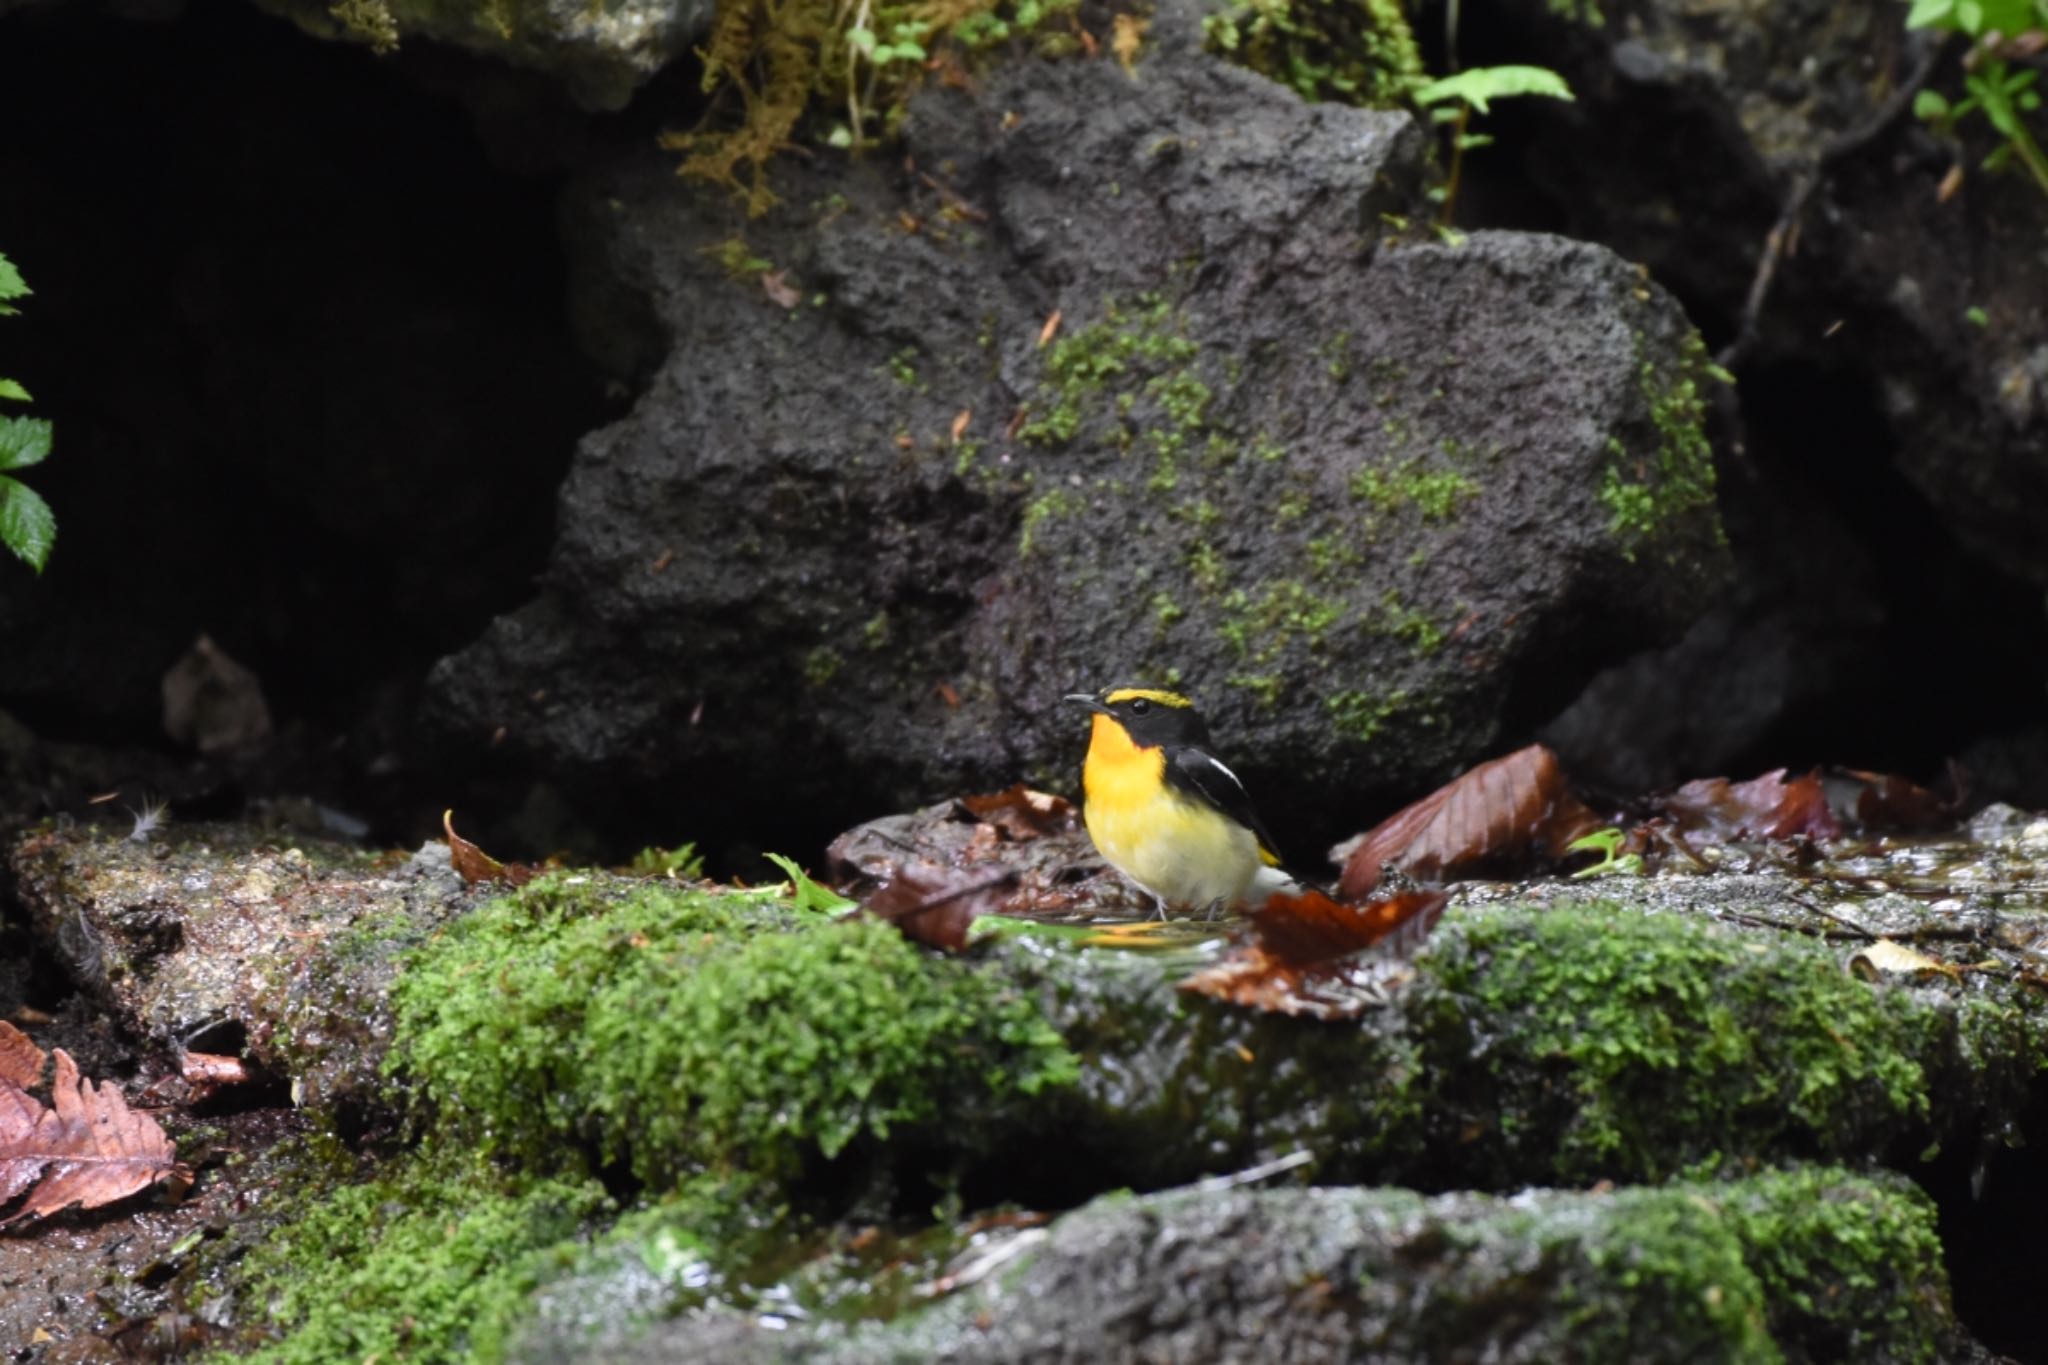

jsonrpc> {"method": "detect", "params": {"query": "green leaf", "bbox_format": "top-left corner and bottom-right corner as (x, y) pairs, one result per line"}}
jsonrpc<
(1958, 0), (1984, 30)
(1965, 304), (1990, 326)
(0, 379), (29, 403)
(0, 415), (52, 471)
(1415, 65), (1574, 115)
(0, 476), (54, 573)
(1977, 0), (2041, 31)
(0, 253), (25, 304)
(763, 852), (857, 915)
(1914, 89), (1952, 120)
(1906, 0), (1956, 26)
(846, 25), (876, 54)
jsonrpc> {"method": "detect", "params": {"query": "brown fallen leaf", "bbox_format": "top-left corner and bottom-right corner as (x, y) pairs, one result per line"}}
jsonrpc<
(179, 1051), (253, 1087)
(760, 269), (801, 309)
(1849, 939), (1958, 982)
(1038, 309), (1062, 347)
(863, 862), (1017, 951)
(957, 785), (1078, 841)
(161, 633), (273, 755)
(1657, 769), (1840, 843)
(443, 810), (542, 888)
(1180, 888), (1449, 1019)
(1338, 745), (1600, 899)
(1843, 767), (1958, 835)
(0, 1023), (44, 1092)
(1, 1050), (192, 1225)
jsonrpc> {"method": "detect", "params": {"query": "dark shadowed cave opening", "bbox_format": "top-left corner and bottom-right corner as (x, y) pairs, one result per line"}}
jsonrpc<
(0, 0), (617, 841)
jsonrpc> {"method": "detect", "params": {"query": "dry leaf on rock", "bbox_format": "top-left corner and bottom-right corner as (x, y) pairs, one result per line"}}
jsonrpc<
(760, 269), (801, 309)
(862, 862), (1018, 951)
(957, 785), (1079, 841)
(1849, 939), (1958, 981)
(179, 1051), (253, 1087)
(1, 1050), (191, 1225)
(443, 810), (542, 888)
(1657, 769), (1840, 843)
(1179, 888), (1448, 1020)
(1844, 768), (1959, 834)
(0, 1023), (44, 1092)
(1338, 745), (1600, 898)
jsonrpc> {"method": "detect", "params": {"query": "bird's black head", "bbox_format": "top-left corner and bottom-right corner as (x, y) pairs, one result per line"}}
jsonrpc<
(1063, 685), (1213, 748)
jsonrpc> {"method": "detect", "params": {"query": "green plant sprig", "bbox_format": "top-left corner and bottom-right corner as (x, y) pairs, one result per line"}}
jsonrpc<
(1907, 0), (2048, 197)
(1414, 65), (1575, 225)
(0, 251), (54, 574)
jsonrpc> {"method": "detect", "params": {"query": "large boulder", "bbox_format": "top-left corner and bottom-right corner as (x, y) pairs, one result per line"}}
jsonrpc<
(426, 7), (1731, 843)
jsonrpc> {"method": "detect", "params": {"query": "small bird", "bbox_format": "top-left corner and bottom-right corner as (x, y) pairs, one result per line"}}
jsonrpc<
(1064, 685), (1292, 915)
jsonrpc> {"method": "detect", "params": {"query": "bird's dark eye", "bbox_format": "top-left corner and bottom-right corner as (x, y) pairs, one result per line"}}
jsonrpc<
(1129, 699), (1151, 715)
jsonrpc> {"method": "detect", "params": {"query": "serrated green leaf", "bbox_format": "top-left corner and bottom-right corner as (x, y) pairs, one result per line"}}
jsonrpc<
(1415, 64), (1574, 115)
(0, 476), (54, 573)
(0, 415), (52, 471)
(0, 379), (29, 402)
(0, 253), (25, 303)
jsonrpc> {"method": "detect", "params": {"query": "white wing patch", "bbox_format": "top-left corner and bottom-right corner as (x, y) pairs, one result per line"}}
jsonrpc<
(1197, 753), (1247, 792)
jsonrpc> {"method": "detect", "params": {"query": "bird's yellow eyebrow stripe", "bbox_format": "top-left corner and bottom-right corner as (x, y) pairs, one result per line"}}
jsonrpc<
(1103, 688), (1193, 708)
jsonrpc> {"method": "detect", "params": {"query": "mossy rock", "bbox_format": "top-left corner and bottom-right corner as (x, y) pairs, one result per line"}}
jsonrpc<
(428, 3), (1734, 849)
(384, 874), (1080, 1187)
(504, 1166), (1962, 1362)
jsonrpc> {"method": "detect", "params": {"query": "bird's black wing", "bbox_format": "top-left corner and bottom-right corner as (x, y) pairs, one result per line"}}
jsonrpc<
(1164, 746), (1286, 868)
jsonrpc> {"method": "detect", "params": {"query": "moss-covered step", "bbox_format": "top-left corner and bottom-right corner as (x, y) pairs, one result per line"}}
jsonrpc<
(505, 1167), (1964, 1364)
(12, 821), (2046, 1198)
(247, 1159), (1962, 1364)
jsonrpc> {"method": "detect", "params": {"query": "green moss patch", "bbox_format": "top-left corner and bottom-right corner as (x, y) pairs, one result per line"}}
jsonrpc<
(1410, 904), (1992, 1183)
(1599, 332), (1724, 561)
(1201, 0), (1423, 107)
(238, 1151), (613, 1365)
(388, 875), (1080, 1185)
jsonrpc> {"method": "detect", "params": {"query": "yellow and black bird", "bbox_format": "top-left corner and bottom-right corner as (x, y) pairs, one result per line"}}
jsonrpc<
(1064, 685), (1292, 914)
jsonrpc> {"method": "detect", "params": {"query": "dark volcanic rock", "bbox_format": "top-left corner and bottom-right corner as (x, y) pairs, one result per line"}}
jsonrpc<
(428, 7), (1732, 844)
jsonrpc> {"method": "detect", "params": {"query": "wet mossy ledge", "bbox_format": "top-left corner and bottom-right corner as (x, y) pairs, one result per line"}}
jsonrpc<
(9, 826), (2042, 1357)
(238, 868), (2047, 1200)
(603, 1167), (1957, 1363)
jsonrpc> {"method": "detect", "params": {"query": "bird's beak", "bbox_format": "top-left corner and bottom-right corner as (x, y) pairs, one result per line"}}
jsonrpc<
(1063, 691), (1110, 716)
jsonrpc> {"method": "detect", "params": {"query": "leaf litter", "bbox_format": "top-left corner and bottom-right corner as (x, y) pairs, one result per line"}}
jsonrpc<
(0, 1034), (191, 1226)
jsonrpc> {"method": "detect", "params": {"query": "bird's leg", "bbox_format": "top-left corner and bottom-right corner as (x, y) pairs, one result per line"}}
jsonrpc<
(1151, 892), (1171, 922)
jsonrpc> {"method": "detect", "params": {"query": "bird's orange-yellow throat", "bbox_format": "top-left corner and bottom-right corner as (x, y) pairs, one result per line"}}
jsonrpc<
(1064, 686), (1290, 914)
